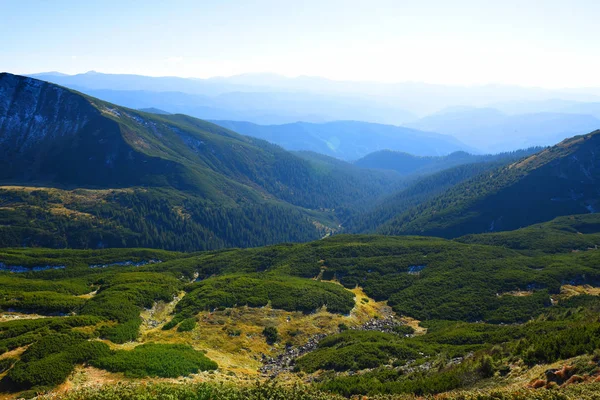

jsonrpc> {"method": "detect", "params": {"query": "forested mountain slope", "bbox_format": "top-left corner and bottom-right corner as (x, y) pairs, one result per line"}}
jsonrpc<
(347, 148), (541, 233)
(0, 73), (403, 250)
(379, 131), (600, 238)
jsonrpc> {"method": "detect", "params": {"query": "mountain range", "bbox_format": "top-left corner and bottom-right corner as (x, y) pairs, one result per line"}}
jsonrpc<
(352, 148), (542, 175)
(27, 72), (417, 125)
(28, 71), (600, 154)
(210, 120), (469, 160)
(0, 72), (404, 250)
(3, 72), (600, 250)
(29, 71), (600, 116)
(4, 72), (600, 399)
(407, 107), (600, 152)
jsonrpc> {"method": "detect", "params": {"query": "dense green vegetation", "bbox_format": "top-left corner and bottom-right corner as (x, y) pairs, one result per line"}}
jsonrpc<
(92, 344), (217, 377)
(347, 161), (509, 233)
(32, 380), (600, 400)
(81, 271), (181, 342)
(37, 381), (350, 400)
(137, 220), (599, 323)
(0, 316), (102, 355)
(0, 291), (85, 314)
(0, 73), (415, 252)
(0, 187), (331, 251)
(456, 214), (600, 254)
(176, 317), (197, 332)
(304, 296), (600, 396)
(0, 197), (600, 397)
(296, 330), (424, 372)
(3, 332), (111, 391)
(173, 274), (355, 319)
(379, 130), (600, 238)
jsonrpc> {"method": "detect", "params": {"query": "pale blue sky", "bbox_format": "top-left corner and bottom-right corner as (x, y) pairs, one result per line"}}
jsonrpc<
(2, 0), (600, 88)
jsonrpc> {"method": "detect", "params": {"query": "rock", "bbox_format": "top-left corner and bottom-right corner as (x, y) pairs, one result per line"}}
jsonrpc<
(563, 375), (585, 385)
(259, 316), (410, 376)
(530, 379), (546, 389)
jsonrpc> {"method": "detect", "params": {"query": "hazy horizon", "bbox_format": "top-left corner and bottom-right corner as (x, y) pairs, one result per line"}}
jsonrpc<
(3, 0), (600, 89)
(21, 70), (600, 91)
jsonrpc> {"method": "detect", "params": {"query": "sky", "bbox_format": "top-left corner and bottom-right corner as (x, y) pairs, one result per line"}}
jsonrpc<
(2, 0), (600, 88)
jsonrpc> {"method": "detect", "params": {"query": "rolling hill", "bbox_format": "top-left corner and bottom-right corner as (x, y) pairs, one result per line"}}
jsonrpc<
(0, 73), (403, 250)
(379, 130), (600, 238)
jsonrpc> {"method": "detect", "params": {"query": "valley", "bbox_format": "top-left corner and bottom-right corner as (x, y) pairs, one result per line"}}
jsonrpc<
(2, 215), (600, 398)
(1, 72), (600, 400)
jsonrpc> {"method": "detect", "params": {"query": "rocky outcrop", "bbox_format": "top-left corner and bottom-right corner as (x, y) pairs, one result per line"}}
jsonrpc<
(0, 73), (96, 152)
(259, 316), (412, 377)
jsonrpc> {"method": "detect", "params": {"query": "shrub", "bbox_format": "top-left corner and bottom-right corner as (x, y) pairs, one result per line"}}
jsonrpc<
(393, 324), (415, 335)
(263, 326), (279, 345)
(175, 274), (355, 317)
(0, 357), (16, 373)
(162, 317), (181, 330)
(8, 353), (74, 389)
(296, 330), (423, 372)
(5, 334), (111, 390)
(92, 344), (217, 378)
(177, 318), (197, 332)
(98, 318), (141, 344)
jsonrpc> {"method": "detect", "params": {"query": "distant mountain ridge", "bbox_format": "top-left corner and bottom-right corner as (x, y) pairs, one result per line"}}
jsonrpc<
(353, 148), (542, 176)
(408, 107), (600, 152)
(27, 71), (600, 115)
(25, 72), (417, 125)
(354, 150), (479, 175)
(27, 71), (600, 154)
(210, 120), (471, 161)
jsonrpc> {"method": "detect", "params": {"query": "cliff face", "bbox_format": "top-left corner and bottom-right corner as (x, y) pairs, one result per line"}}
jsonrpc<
(0, 73), (96, 152)
(0, 73), (176, 186)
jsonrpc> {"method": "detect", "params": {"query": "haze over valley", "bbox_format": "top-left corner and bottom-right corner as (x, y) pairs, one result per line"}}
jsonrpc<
(29, 70), (600, 155)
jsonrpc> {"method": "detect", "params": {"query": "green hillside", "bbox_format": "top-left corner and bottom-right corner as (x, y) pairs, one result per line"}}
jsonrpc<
(3, 73), (600, 400)
(379, 131), (600, 238)
(0, 73), (403, 250)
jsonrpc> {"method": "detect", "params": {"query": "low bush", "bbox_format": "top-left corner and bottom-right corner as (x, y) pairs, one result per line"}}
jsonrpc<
(0, 357), (16, 373)
(296, 330), (424, 372)
(177, 318), (196, 332)
(175, 274), (354, 317)
(6, 333), (111, 390)
(262, 326), (279, 344)
(92, 343), (217, 378)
